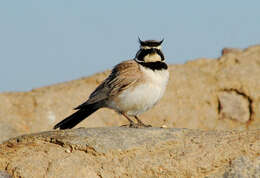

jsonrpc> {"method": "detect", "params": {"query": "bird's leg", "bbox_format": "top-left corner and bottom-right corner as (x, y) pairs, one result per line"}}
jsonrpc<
(120, 113), (152, 128)
(134, 116), (152, 127)
(121, 113), (140, 128)
(121, 113), (134, 124)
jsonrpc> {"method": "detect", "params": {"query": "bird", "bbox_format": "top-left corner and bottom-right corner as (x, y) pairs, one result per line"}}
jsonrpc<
(53, 38), (169, 129)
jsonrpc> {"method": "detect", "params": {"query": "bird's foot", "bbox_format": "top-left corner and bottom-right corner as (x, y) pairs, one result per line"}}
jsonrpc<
(120, 122), (152, 128)
(134, 116), (152, 128)
(135, 122), (152, 128)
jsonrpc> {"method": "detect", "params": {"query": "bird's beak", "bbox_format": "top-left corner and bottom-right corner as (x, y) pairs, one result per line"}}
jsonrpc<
(152, 48), (157, 53)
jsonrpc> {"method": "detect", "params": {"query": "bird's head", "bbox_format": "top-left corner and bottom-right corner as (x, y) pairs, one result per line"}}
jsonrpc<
(135, 38), (164, 63)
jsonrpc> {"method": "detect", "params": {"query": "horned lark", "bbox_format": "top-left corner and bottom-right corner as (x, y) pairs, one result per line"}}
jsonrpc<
(54, 39), (169, 129)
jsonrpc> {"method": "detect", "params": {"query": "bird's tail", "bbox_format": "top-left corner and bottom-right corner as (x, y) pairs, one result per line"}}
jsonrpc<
(53, 103), (99, 130)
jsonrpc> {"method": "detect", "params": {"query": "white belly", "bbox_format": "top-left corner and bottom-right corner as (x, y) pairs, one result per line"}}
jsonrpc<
(109, 67), (169, 116)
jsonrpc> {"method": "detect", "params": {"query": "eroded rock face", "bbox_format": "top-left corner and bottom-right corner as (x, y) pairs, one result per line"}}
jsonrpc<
(217, 89), (252, 123)
(221, 47), (242, 55)
(0, 128), (259, 178)
(0, 45), (260, 142)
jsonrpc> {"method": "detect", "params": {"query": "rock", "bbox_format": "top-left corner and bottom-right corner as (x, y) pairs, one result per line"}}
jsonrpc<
(222, 156), (260, 178)
(0, 171), (12, 178)
(221, 47), (242, 55)
(0, 128), (259, 177)
(217, 90), (251, 123)
(0, 45), (260, 142)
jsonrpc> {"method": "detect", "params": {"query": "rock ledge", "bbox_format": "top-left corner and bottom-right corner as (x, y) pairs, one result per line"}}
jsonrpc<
(0, 127), (259, 177)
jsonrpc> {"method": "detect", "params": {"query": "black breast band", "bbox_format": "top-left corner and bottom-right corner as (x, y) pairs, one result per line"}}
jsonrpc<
(138, 61), (168, 71)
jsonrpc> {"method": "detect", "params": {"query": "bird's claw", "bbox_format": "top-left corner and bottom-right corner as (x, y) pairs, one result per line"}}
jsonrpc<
(120, 122), (152, 128)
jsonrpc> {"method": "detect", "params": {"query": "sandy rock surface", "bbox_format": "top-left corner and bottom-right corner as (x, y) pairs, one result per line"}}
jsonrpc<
(0, 45), (260, 142)
(0, 127), (259, 178)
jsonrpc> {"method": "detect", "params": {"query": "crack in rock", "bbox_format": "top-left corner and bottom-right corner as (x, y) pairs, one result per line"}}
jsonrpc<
(41, 137), (99, 156)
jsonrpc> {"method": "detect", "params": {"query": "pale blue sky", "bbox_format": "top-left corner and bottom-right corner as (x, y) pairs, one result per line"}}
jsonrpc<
(0, 0), (259, 92)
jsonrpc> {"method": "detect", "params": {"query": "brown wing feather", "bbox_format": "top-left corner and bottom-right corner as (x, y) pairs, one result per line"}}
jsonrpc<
(76, 60), (142, 109)
(107, 60), (142, 95)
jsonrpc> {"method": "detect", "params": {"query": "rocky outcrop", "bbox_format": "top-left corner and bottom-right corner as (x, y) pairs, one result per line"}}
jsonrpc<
(0, 45), (260, 142)
(0, 128), (259, 177)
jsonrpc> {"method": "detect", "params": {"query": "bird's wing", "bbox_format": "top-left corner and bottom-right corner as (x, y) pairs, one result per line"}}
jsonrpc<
(75, 60), (142, 109)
